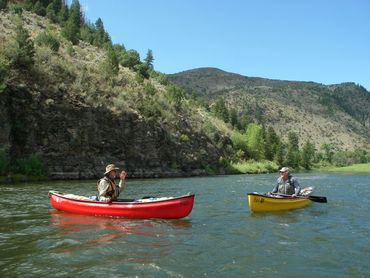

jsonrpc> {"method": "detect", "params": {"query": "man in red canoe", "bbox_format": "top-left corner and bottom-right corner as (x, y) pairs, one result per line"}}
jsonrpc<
(97, 164), (127, 202)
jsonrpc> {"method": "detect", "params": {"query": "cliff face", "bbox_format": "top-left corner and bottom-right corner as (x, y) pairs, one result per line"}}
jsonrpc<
(0, 11), (234, 179)
(1, 84), (226, 179)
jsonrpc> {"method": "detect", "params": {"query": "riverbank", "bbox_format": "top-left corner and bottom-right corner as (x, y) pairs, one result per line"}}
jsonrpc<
(323, 162), (370, 173)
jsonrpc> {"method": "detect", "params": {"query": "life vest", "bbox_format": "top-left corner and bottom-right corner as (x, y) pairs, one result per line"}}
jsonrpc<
(97, 177), (119, 200)
(277, 175), (295, 195)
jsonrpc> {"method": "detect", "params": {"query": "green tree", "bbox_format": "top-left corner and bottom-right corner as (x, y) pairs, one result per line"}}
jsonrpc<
(301, 140), (316, 169)
(62, 0), (82, 44)
(229, 109), (239, 128)
(320, 143), (334, 163)
(213, 98), (229, 122)
(287, 131), (299, 151)
(32, 1), (46, 16)
(0, 54), (9, 93)
(112, 43), (126, 63)
(144, 49), (154, 70)
(245, 123), (265, 160)
(239, 113), (249, 131)
(12, 16), (35, 68)
(79, 23), (95, 44)
(274, 141), (285, 166)
(264, 125), (280, 161)
(58, 1), (69, 24)
(34, 31), (60, 52)
(104, 45), (119, 76)
(134, 63), (150, 79)
(120, 49), (140, 69)
(285, 131), (300, 168)
(0, 0), (8, 10)
(94, 18), (111, 47)
(46, 0), (62, 23)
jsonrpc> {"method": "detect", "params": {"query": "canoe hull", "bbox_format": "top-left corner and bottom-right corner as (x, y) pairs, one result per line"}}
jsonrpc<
(49, 191), (195, 219)
(247, 193), (312, 212)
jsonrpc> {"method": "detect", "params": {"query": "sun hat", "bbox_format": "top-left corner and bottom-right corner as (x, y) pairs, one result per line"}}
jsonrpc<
(279, 167), (289, 173)
(104, 164), (119, 175)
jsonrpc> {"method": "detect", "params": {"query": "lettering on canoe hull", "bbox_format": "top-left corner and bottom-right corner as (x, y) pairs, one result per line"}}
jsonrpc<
(253, 197), (264, 203)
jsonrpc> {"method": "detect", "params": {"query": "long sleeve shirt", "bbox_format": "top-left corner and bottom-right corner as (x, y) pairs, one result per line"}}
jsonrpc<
(97, 177), (124, 202)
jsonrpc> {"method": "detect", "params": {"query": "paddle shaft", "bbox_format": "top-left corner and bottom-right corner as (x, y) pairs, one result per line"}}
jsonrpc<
(270, 193), (327, 203)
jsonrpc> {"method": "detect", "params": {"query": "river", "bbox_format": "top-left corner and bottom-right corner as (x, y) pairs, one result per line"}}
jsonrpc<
(0, 172), (369, 277)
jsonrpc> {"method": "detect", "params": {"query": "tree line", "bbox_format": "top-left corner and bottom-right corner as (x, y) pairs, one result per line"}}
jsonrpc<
(1, 0), (154, 79)
(213, 97), (370, 170)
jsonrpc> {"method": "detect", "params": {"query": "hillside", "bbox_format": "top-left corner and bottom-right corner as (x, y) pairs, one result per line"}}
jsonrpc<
(0, 10), (234, 179)
(168, 68), (370, 151)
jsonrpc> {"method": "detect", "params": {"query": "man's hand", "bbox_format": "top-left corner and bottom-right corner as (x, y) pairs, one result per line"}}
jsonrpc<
(120, 170), (127, 181)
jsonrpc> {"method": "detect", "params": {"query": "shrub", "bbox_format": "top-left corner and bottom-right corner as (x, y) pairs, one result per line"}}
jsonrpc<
(13, 153), (47, 177)
(0, 147), (9, 175)
(34, 31), (60, 52)
(0, 0), (8, 10)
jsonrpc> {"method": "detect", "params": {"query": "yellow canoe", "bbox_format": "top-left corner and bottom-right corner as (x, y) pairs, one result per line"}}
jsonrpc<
(247, 193), (312, 212)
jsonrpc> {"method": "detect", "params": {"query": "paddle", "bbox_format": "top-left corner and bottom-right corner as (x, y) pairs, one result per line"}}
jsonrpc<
(269, 192), (327, 203)
(306, 195), (327, 203)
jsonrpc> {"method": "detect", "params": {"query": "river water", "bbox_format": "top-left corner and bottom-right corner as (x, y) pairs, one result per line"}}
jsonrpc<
(0, 172), (369, 277)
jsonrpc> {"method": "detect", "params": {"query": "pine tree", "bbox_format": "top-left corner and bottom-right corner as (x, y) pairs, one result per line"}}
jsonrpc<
(105, 45), (119, 75)
(301, 140), (315, 169)
(213, 98), (229, 122)
(13, 16), (35, 68)
(58, 1), (69, 24)
(94, 18), (111, 47)
(33, 1), (46, 16)
(265, 125), (280, 161)
(285, 131), (300, 168)
(144, 49), (154, 70)
(46, 0), (62, 23)
(62, 0), (82, 44)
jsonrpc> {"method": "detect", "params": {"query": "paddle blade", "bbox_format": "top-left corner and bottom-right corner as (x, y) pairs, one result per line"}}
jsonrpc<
(308, 195), (327, 203)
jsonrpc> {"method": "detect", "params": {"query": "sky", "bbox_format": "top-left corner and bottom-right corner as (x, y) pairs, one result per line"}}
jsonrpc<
(77, 0), (370, 91)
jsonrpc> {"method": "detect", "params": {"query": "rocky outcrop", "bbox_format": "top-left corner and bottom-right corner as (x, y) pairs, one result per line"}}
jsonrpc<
(0, 85), (226, 179)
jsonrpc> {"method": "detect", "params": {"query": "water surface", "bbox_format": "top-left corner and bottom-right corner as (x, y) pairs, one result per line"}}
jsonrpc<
(0, 173), (369, 277)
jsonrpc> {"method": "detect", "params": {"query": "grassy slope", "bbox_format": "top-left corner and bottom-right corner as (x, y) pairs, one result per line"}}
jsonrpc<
(325, 163), (370, 173)
(168, 68), (370, 152)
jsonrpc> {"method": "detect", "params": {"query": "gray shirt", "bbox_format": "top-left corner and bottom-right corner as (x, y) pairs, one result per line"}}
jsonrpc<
(271, 175), (301, 195)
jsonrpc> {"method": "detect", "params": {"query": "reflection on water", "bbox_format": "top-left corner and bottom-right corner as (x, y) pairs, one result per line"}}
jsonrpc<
(49, 210), (192, 254)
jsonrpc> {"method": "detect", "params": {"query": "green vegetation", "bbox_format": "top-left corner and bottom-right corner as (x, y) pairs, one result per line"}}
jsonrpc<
(230, 160), (278, 174)
(0, 0), (369, 180)
(0, 147), (47, 181)
(34, 30), (60, 52)
(325, 163), (370, 173)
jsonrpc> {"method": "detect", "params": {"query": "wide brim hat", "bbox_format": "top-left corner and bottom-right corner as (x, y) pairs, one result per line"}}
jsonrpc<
(104, 164), (119, 175)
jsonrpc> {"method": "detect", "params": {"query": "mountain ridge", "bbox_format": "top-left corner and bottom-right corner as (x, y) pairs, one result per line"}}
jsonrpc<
(168, 67), (370, 151)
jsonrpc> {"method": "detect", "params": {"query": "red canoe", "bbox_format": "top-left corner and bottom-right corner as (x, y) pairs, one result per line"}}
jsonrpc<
(48, 191), (195, 219)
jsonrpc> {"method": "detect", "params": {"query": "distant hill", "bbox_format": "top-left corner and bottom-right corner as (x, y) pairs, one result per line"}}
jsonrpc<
(168, 68), (370, 151)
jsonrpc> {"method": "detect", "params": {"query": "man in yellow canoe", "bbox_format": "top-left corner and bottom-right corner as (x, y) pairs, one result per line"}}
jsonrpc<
(270, 167), (301, 197)
(97, 164), (127, 202)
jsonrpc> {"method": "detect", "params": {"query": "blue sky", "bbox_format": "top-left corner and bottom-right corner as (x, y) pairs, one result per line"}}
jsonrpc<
(78, 0), (370, 90)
